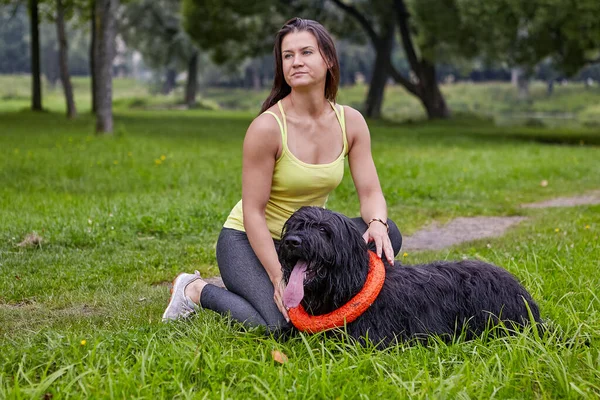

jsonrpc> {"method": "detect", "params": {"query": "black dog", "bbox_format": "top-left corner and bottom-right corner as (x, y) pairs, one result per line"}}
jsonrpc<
(278, 206), (542, 347)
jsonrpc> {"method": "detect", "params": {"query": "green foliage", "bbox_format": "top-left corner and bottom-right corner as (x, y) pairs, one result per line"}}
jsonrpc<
(120, 0), (197, 72)
(414, 0), (600, 76)
(181, 0), (284, 64)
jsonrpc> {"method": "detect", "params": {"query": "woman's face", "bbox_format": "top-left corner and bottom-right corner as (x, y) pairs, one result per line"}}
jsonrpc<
(281, 30), (329, 89)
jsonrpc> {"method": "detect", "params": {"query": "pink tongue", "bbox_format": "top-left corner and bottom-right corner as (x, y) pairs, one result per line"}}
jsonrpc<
(283, 261), (307, 309)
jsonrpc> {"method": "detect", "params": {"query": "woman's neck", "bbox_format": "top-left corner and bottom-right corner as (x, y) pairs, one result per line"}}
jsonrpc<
(286, 88), (330, 118)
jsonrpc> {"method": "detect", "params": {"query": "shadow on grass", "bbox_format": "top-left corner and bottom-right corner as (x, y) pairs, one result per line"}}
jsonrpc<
(375, 115), (600, 147)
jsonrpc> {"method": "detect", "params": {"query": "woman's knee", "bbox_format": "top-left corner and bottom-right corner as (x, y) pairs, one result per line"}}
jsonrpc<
(386, 219), (402, 256)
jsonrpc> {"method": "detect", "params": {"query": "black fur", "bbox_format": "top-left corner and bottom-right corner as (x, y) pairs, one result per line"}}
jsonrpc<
(279, 206), (542, 347)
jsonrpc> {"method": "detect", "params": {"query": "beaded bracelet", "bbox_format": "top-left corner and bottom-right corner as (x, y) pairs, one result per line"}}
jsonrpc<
(368, 218), (389, 233)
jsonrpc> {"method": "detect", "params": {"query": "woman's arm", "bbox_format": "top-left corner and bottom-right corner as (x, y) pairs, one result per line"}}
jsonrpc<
(344, 106), (394, 264)
(241, 113), (289, 321)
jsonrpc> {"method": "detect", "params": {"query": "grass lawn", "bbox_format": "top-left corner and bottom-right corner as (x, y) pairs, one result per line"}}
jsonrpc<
(2, 74), (600, 126)
(1, 80), (599, 398)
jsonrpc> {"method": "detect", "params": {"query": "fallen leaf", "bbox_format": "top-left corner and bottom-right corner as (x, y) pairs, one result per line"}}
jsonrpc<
(271, 350), (289, 364)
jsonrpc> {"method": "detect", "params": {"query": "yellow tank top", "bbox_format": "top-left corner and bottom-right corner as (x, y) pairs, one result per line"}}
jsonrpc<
(223, 100), (349, 239)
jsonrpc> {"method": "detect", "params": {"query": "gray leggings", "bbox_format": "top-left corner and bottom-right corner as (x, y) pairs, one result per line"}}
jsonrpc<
(200, 217), (402, 331)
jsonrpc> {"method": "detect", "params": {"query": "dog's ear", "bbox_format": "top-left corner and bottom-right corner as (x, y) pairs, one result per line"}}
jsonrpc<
(331, 211), (363, 239)
(282, 206), (309, 238)
(328, 210), (368, 260)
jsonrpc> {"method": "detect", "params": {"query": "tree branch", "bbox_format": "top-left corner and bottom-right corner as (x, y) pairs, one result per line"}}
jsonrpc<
(393, 0), (421, 74)
(8, 2), (22, 19)
(328, 0), (380, 46)
(388, 60), (418, 95)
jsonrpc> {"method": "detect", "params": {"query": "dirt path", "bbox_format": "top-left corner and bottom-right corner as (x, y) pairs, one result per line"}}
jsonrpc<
(203, 190), (599, 287)
(401, 216), (528, 251)
(521, 190), (600, 208)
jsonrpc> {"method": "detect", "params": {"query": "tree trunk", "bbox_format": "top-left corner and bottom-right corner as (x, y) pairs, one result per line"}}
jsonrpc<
(547, 79), (554, 96)
(185, 50), (198, 108)
(56, 0), (77, 119)
(94, 0), (118, 134)
(518, 78), (530, 100)
(393, 0), (450, 119)
(517, 70), (529, 100)
(416, 60), (450, 119)
(90, 0), (97, 114)
(162, 68), (177, 94)
(365, 22), (394, 119)
(511, 67), (520, 86)
(511, 67), (530, 99)
(330, 0), (450, 120)
(252, 67), (261, 90)
(29, 0), (42, 111)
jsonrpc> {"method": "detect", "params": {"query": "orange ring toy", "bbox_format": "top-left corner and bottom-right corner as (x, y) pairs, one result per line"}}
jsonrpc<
(288, 251), (386, 333)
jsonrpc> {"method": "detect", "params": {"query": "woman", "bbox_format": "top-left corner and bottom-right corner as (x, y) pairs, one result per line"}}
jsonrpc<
(162, 18), (402, 331)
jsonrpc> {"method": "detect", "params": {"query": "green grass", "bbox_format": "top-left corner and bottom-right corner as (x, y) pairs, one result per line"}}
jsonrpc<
(1, 79), (600, 398)
(3, 74), (600, 126)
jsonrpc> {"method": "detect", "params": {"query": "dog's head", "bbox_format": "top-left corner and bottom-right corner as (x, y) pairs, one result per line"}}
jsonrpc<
(278, 206), (369, 315)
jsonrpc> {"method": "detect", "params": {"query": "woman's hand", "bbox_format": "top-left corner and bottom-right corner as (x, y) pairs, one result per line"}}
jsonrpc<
(272, 275), (290, 322)
(363, 221), (394, 265)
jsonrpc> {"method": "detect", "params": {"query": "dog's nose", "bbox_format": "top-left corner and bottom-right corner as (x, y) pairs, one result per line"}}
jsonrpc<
(284, 235), (302, 248)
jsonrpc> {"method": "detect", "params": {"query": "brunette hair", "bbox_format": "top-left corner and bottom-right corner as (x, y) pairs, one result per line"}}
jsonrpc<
(259, 18), (340, 114)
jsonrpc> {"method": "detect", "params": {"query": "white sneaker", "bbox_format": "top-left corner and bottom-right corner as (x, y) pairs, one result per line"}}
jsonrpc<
(162, 271), (202, 322)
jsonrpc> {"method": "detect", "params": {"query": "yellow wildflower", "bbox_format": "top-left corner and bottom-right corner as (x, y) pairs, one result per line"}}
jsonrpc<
(80, 340), (87, 346)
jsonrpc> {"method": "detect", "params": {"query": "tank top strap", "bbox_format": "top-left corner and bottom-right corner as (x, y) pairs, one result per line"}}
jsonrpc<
(262, 109), (286, 144)
(276, 100), (288, 142)
(329, 102), (348, 156)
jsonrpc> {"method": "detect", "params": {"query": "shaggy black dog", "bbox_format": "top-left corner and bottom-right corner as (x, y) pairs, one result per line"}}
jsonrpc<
(278, 206), (542, 347)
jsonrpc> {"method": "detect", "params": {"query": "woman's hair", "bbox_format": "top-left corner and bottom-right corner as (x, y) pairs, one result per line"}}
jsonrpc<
(259, 17), (340, 114)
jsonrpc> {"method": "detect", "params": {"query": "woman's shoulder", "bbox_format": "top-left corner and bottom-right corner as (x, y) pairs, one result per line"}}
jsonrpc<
(247, 108), (283, 137)
(340, 105), (366, 124)
(243, 109), (284, 158)
(339, 105), (369, 142)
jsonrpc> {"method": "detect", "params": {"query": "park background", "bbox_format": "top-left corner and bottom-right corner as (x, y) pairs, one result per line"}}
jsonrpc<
(1, 0), (599, 398)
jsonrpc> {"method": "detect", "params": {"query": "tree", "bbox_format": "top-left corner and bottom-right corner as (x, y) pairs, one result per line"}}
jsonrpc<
(415, 0), (600, 85)
(327, 0), (450, 119)
(94, 0), (118, 133)
(56, 0), (77, 118)
(29, 0), (43, 110)
(184, 49), (199, 105)
(182, 0), (282, 64)
(2, 0), (87, 115)
(120, 0), (201, 106)
(189, 0), (450, 119)
(90, 0), (97, 113)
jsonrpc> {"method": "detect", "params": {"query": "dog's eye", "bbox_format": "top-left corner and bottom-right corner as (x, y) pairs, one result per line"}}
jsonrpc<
(318, 227), (328, 234)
